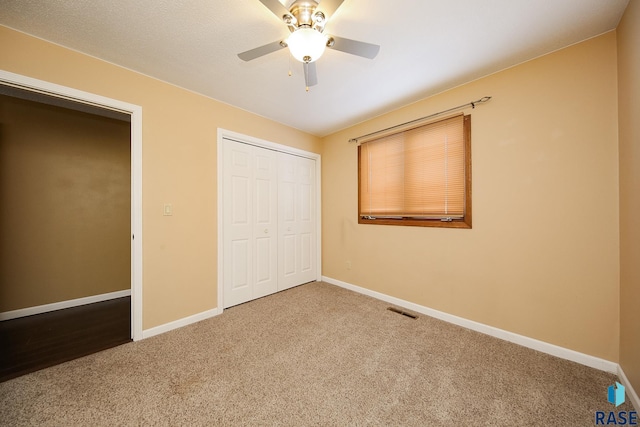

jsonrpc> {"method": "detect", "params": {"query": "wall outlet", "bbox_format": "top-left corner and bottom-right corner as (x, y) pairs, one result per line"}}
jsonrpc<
(346, 260), (352, 270)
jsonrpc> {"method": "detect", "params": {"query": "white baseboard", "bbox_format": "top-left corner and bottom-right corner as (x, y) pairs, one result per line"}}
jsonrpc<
(142, 307), (222, 339)
(322, 276), (619, 374)
(0, 289), (132, 321)
(618, 365), (640, 411)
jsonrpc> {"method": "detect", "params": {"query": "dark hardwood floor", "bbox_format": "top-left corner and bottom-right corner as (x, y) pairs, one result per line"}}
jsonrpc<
(0, 297), (131, 382)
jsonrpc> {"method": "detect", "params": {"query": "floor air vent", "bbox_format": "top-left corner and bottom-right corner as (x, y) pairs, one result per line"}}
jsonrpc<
(387, 307), (417, 319)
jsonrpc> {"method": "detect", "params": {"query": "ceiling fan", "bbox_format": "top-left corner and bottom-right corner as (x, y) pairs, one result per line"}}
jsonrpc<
(238, 0), (380, 91)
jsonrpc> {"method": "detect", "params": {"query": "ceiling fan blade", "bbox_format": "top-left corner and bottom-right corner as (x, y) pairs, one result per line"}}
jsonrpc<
(303, 62), (318, 88)
(238, 40), (285, 61)
(317, 0), (345, 20)
(258, 0), (293, 22)
(327, 36), (380, 59)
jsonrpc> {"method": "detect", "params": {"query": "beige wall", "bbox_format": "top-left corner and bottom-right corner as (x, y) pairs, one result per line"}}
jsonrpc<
(0, 96), (131, 311)
(322, 33), (620, 361)
(0, 26), (321, 329)
(617, 0), (640, 393)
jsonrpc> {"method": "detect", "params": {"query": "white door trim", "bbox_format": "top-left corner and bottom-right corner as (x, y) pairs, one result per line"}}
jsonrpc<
(0, 70), (144, 341)
(217, 128), (321, 311)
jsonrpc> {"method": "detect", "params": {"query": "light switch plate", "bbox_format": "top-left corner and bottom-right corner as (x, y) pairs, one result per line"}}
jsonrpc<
(163, 204), (173, 216)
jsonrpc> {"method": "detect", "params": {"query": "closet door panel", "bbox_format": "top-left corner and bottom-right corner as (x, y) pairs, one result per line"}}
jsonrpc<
(231, 240), (249, 289)
(278, 153), (316, 290)
(223, 142), (253, 307)
(301, 233), (312, 273)
(282, 234), (297, 277)
(252, 147), (278, 299)
(298, 158), (314, 278)
(223, 140), (278, 307)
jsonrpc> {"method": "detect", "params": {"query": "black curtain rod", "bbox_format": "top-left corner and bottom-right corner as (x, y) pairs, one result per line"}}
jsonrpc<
(348, 96), (492, 144)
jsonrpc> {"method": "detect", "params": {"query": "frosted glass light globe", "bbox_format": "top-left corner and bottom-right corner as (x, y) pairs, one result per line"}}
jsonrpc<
(287, 28), (327, 63)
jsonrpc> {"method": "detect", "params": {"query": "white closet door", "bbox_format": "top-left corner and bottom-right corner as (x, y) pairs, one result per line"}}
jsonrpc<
(252, 146), (278, 299)
(278, 152), (316, 290)
(223, 140), (278, 308)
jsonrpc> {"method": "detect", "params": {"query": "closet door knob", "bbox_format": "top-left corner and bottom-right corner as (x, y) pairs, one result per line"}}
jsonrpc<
(264, 229), (268, 234)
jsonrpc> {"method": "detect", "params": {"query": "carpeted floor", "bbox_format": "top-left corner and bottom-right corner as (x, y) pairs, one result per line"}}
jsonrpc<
(0, 282), (633, 426)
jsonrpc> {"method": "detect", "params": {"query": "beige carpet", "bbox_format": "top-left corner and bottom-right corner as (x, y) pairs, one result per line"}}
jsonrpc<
(0, 282), (633, 426)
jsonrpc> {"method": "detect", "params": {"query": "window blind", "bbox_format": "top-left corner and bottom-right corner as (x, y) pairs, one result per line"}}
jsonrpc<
(359, 114), (466, 219)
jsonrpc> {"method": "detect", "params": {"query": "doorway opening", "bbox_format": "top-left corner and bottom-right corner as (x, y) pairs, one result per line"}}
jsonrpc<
(0, 71), (143, 379)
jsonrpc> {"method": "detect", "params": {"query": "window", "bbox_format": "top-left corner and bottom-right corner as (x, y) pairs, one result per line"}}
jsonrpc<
(358, 114), (471, 228)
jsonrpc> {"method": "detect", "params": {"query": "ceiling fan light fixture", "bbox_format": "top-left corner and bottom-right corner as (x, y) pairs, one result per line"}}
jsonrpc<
(287, 27), (327, 63)
(312, 11), (325, 27)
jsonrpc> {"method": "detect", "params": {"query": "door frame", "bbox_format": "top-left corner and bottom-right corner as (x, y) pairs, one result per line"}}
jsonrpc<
(217, 128), (321, 310)
(0, 70), (144, 341)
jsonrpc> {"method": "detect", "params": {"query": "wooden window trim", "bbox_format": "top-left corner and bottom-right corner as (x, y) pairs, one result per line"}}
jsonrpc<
(357, 115), (472, 229)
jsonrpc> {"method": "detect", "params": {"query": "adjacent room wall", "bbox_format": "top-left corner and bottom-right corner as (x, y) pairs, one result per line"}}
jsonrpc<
(0, 95), (130, 311)
(322, 33), (620, 362)
(617, 0), (640, 394)
(0, 26), (322, 329)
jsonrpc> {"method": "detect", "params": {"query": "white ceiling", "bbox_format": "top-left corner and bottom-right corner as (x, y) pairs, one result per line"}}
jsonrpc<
(0, 0), (629, 136)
